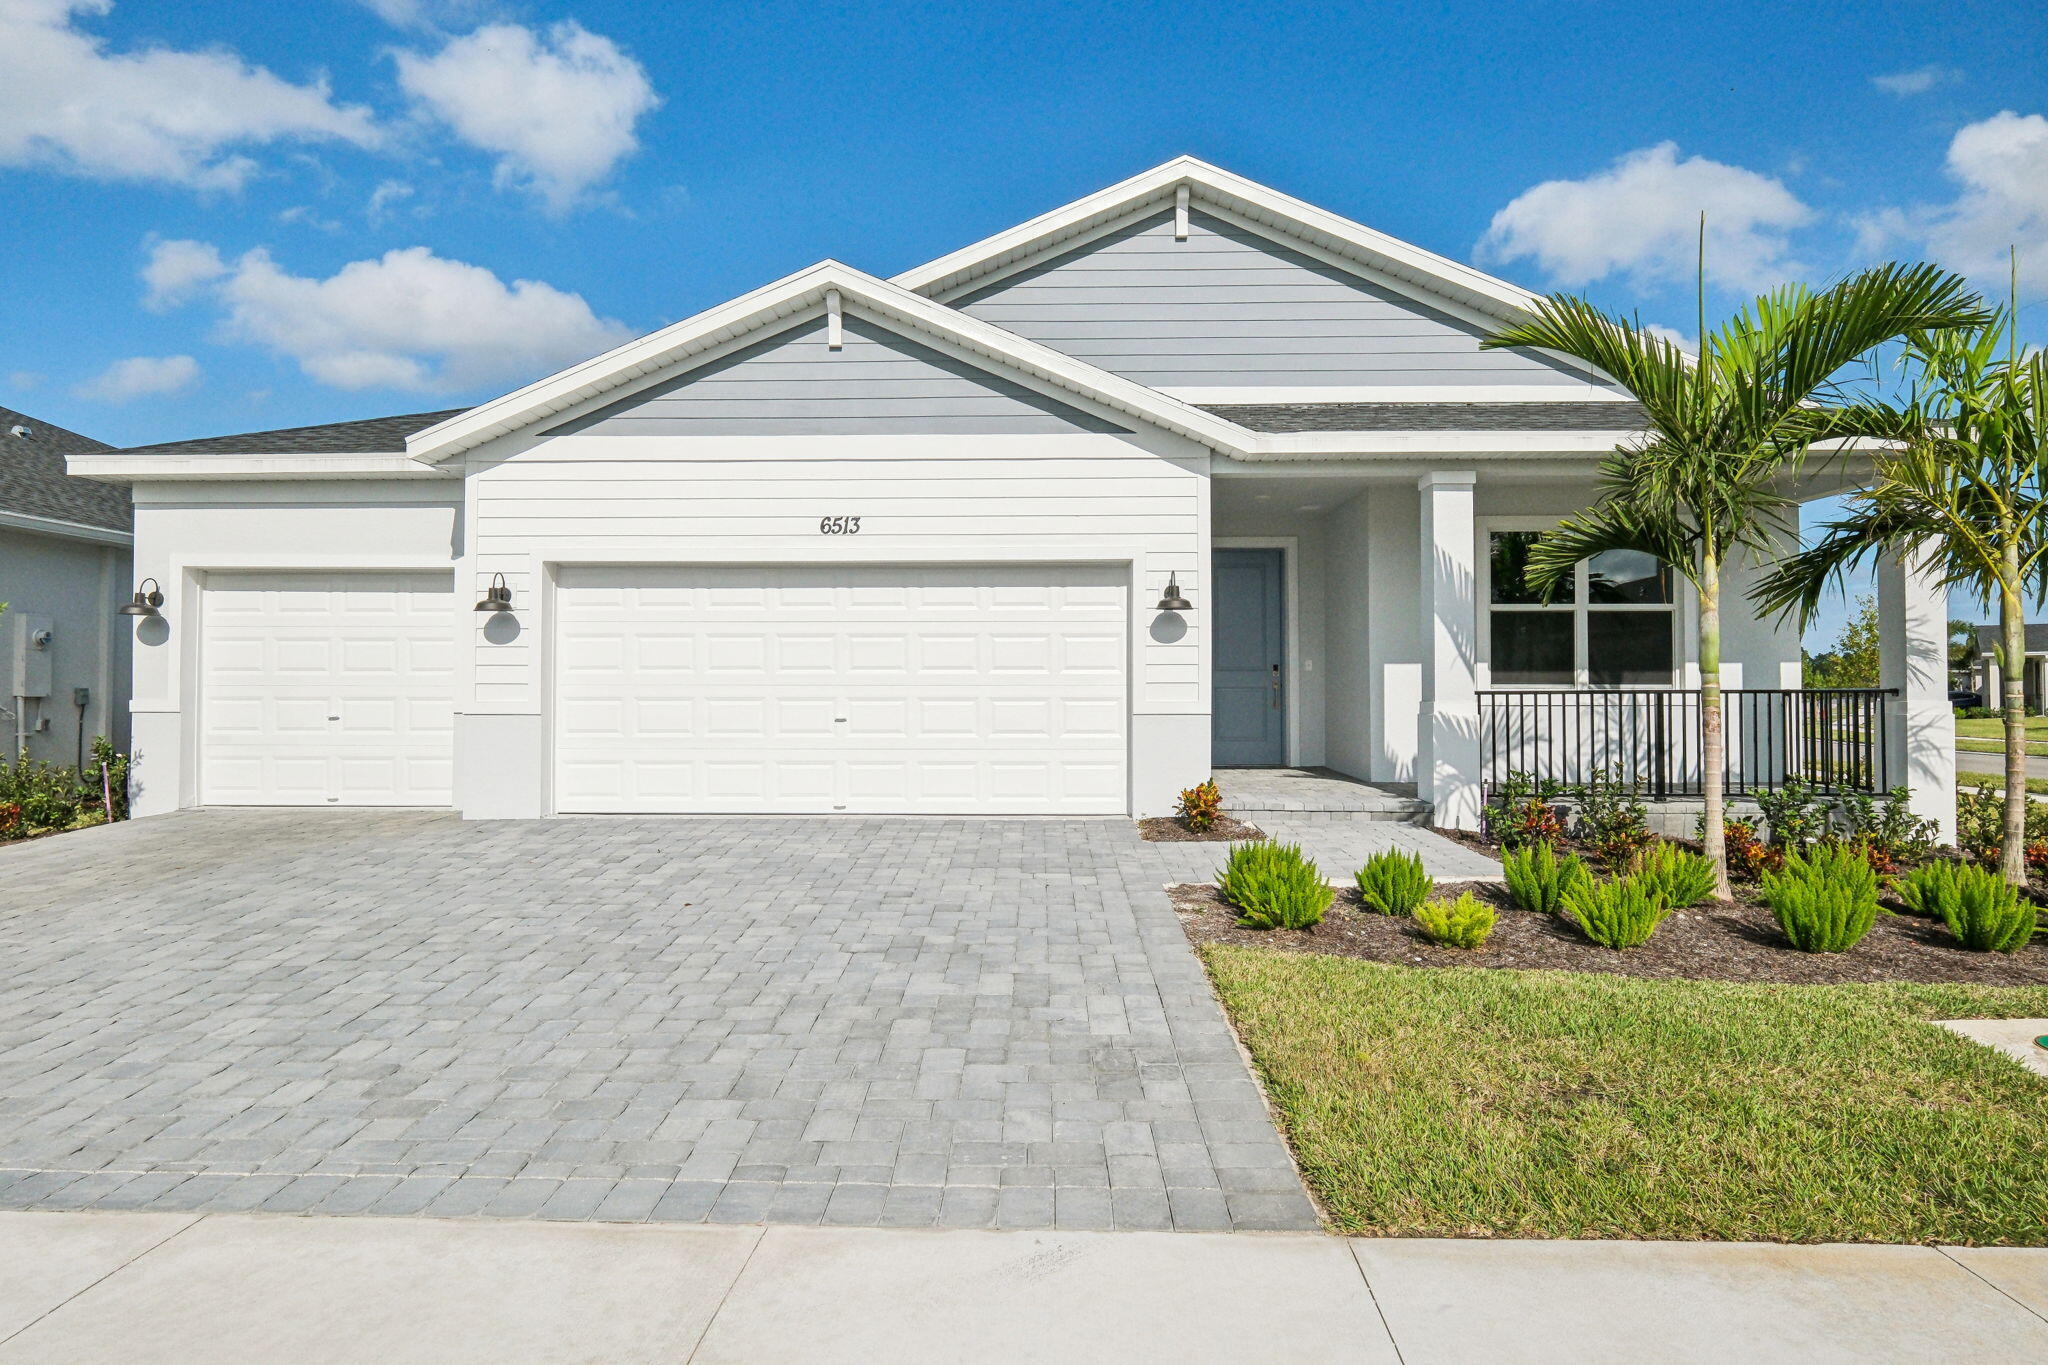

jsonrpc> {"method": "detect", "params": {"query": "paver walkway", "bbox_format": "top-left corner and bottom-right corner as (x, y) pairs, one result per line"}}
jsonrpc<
(2, 1213), (2045, 1362)
(0, 809), (1491, 1231)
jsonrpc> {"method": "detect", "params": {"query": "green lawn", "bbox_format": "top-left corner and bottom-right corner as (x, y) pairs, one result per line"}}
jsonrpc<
(1201, 946), (2048, 1244)
(1957, 771), (2048, 797)
(1955, 714), (2048, 757)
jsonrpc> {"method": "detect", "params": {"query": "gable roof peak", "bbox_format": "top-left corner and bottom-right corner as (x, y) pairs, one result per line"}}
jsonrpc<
(892, 156), (1546, 326)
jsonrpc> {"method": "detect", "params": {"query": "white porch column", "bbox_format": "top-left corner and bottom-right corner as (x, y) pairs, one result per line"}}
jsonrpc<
(1419, 471), (1481, 829)
(1878, 547), (1956, 845)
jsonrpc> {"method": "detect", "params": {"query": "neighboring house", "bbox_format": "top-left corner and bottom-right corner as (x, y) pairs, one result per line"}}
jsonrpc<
(0, 407), (132, 766)
(70, 158), (1955, 835)
(1969, 625), (2048, 712)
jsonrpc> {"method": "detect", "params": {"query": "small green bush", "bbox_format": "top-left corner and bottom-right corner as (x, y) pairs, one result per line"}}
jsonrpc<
(1355, 849), (1432, 916)
(1759, 844), (1881, 952)
(1501, 841), (1592, 916)
(1629, 841), (1718, 911)
(1933, 867), (2038, 953)
(1414, 891), (1496, 949)
(1561, 875), (1671, 949)
(1218, 842), (1333, 931)
(1570, 768), (1654, 863)
(1893, 861), (1967, 919)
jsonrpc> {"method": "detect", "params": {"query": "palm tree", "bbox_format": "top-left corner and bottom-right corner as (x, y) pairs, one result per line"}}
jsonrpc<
(1751, 315), (2047, 883)
(1482, 261), (1988, 897)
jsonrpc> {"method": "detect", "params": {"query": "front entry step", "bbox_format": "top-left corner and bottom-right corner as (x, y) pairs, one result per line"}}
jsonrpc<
(1213, 767), (1434, 825)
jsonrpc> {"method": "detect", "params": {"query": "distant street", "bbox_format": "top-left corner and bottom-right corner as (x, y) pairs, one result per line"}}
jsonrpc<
(1955, 748), (2048, 780)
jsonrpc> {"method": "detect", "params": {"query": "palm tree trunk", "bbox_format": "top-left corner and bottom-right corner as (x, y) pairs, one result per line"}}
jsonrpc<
(1699, 556), (1733, 900)
(1999, 567), (2028, 885)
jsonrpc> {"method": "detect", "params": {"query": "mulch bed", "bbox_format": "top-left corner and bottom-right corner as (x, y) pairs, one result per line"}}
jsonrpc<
(1138, 815), (1267, 842)
(1171, 881), (2048, 987)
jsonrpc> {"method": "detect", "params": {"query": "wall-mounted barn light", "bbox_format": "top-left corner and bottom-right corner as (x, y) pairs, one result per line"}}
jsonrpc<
(119, 578), (164, 618)
(473, 573), (513, 613)
(1155, 573), (1192, 612)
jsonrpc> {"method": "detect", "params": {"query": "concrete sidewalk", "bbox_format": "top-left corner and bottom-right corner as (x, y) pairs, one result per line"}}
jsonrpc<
(2, 1212), (2045, 1363)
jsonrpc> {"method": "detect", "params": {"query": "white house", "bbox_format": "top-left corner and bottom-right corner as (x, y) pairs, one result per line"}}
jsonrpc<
(1, 407), (132, 768)
(70, 158), (1956, 836)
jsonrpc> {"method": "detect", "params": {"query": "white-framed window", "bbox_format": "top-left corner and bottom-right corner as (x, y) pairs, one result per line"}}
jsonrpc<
(1481, 524), (1678, 687)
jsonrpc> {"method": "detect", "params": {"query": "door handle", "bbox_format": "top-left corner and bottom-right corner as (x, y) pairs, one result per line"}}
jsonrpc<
(1270, 663), (1282, 709)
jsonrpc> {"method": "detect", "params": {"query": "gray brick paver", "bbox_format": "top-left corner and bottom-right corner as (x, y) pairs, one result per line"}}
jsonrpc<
(0, 808), (1391, 1232)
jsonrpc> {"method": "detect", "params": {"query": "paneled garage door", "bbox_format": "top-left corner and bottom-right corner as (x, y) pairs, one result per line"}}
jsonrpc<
(200, 571), (456, 806)
(554, 564), (1127, 814)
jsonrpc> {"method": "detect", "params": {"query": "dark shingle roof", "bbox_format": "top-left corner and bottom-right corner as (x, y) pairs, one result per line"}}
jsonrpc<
(113, 409), (465, 457)
(0, 405), (127, 534)
(1974, 625), (2048, 655)
(1199, 401), (1650, 432)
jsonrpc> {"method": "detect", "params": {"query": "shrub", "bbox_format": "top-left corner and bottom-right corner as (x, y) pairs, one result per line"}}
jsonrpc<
(1501, 841), (1592, 916)
(1218, 842), (1333, 930)
(1354, 849), (1432, 916)
(1755, 779), (1835, 850)
(1759, 844), (1882, 952)
(0, 802), (21, 840)
(1953, 789), (2048, 861)
(1176, 779), (1223, 833)
(1721, 819), (1783, 879)
(1628, 841), (1718, 910)
(1934, 867), (2038, 953)
(1893, 861), (1967, 919)
(0, 745), (129, 832)
(1483, 771), (1566, 850)
(1570, 769), (1653, 863)
(1414, 891), (1496, 949)
(1561, 876), (1671, 949)
(1838, 787), (1938, 867)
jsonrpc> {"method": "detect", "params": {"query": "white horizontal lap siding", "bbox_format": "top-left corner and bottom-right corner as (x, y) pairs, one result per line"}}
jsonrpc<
(466, 438), (1205, 717)
(955, 208), (1590, 390)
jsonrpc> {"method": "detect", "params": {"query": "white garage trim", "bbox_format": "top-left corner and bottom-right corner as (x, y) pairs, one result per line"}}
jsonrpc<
(197, 570), (456, 807)
(550, 562), (1130, 814)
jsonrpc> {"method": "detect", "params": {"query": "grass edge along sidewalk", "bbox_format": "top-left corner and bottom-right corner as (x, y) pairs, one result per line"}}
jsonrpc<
(1200, 945), (2048, 1245)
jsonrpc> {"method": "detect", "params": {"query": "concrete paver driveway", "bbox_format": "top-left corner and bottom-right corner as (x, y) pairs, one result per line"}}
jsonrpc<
(0, 810), (1492, 1232)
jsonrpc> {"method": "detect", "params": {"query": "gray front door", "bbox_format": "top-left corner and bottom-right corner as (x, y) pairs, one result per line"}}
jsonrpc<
(1212, 548), (1285, 765)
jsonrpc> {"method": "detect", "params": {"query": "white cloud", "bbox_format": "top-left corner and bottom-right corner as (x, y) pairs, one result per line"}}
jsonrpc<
(7, 371), (45, 391)
(0, 0), (381, 190)
(367, 178), (415, 218)
(1859, 111), (2048, 297)
(1642, 323), (1694, 351)
(74, 354), (199, 402)
(394, 21), (659, 209)
(145, 239), (633, 392)
(1478, 142), (1816, 291)
(1871, 65), (1959, 97)
(354, 0), (491, 31)
(141, 238), (228, 310)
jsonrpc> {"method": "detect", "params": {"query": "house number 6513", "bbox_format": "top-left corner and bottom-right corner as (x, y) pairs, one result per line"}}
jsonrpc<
(818, 516), (861, 535)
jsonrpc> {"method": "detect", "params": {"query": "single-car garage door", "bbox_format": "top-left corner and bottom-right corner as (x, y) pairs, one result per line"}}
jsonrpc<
(554, 563), (1127, 814)
(200, 571), (455, 806)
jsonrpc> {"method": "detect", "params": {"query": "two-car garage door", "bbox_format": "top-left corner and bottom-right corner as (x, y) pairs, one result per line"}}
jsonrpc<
(553, 564), (1128, 814)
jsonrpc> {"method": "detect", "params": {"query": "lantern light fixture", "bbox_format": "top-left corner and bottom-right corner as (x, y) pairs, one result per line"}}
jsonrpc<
(473, 573), (514, 613)
(1155, 573), (1192, 613)
(119, 578), (164, 618)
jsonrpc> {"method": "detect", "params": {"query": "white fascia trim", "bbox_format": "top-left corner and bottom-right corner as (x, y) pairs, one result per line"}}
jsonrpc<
(66, 452), (451, 482)
(1240, 431), (1642, 460)
(1163, 385), (1635, 404)
(405, 260), (1264, 464)
(0, 507), (133, 546)
(890, 155), (1546, 322)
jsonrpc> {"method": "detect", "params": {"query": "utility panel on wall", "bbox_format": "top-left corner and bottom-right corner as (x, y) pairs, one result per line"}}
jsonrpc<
(10, 612), (54, 699)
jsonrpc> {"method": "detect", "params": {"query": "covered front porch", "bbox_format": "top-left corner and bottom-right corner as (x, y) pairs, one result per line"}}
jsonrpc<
(1206, 466), (1956, 840)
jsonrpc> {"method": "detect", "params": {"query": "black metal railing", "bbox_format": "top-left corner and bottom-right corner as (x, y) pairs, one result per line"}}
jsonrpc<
(1478, 688), (1895, 798)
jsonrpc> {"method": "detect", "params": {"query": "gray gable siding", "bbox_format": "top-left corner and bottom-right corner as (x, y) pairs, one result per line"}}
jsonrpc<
(555, 316), (1128, 437)
(956, 209), (1597, 391)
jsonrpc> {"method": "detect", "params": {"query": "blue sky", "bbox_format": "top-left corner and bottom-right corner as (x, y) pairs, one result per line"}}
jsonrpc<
(4, 0), (2045, 641)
